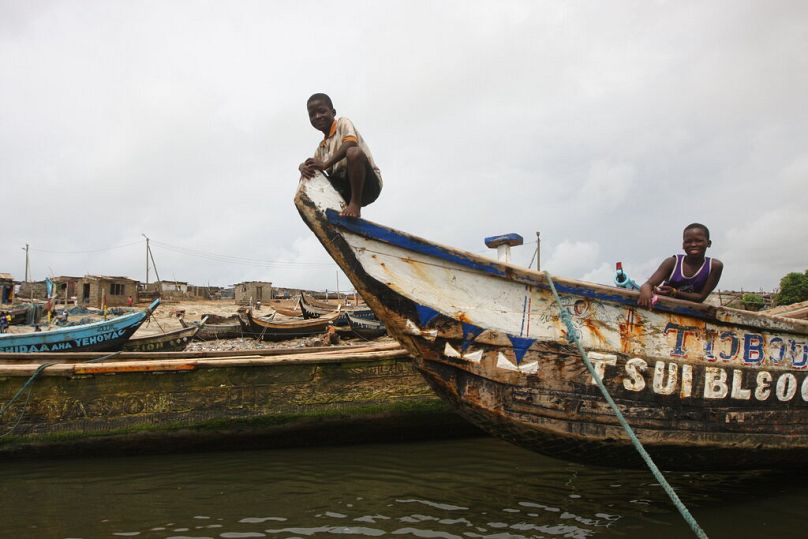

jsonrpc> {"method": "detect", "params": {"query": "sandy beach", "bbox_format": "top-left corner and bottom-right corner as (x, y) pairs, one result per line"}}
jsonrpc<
(2, 297), (392, 352)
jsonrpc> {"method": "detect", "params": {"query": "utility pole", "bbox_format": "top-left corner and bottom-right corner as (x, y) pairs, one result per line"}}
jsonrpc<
(536, 231), (541, 271)
(22, 243), (29, 282)
(142, 234), (150, 285)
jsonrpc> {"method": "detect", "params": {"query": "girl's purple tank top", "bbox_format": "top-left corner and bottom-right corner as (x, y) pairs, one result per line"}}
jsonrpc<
(664, 254), (712, 293)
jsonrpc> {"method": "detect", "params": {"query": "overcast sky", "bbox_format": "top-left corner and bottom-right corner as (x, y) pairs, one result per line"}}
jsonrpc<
(1, 1), (806, 293)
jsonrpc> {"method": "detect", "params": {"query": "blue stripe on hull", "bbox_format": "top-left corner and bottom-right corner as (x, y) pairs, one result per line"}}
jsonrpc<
(326, 209), (706, 319)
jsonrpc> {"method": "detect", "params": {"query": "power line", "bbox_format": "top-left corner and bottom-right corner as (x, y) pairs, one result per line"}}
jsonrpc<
(23, 237), (336, 269)
(147, 239), (336, 269)
(29, 241), (142, 255)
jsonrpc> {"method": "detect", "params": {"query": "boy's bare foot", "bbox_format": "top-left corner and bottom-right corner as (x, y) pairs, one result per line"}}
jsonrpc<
(340, 202), (361, 218)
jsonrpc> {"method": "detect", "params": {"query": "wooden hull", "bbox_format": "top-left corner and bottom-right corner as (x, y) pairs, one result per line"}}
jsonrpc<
(123, 323), (201, 353)
(181, 314), (245, 340)
(300, 295), (375, 321)
(295, 174), (808, 470)
(0, 300), (160, 353)
(272, 305), (303, 317)
(7, 304), (35, 325)
(245, 310), (336, 341)
(346, 312), (388, 340)
(0, 344), (478, 455)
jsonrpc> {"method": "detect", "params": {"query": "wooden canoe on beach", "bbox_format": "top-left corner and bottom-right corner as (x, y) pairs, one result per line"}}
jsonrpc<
(0, 300), (160, 354)
(296, 173), (808, 470)
(180, 314), (245, 340)
(299, 294), (374, 322)
(346, 312), (388, 340)
(123, 317), (206, 352)
(244, 309), (339, 341)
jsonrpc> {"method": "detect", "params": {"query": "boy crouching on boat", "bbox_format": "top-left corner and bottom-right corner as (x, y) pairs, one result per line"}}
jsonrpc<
(298, 93), (383, 218)
(638, 223), (724, 308)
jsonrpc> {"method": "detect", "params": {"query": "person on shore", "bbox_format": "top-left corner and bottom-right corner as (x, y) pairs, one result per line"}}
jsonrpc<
(638, 223), (724, 308)
(298, 93), (382, 218)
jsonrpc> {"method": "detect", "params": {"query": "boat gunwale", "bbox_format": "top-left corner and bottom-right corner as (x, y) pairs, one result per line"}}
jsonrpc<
(317, 205), (807, 336)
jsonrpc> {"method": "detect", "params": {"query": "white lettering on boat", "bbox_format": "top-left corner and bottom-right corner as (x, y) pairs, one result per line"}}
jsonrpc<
(587, 353), (808, 404)
(0, 329), (126, 353)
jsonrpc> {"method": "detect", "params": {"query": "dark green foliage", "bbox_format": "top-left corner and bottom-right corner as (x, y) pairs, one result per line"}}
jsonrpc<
(775, 270), (808, 306)
(741, 293), (765, 310)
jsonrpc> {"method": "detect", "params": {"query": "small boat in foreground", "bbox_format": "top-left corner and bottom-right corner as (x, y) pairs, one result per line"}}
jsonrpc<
(123, 317), (206, 352)
(296, 174), (808, 470)
(0, 299), (160, 353)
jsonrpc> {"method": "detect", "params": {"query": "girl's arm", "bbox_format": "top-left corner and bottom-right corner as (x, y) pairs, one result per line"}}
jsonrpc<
(638, 256), (676, 307)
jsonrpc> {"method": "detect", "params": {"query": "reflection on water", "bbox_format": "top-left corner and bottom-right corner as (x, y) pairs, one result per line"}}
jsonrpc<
(0, 437), (806, 538)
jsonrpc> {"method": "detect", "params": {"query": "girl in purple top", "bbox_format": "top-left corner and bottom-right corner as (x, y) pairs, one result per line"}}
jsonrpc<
(638, 223), (724, 308)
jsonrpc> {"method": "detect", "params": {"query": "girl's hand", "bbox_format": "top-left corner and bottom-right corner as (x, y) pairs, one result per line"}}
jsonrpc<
(638, 284), (655, 308)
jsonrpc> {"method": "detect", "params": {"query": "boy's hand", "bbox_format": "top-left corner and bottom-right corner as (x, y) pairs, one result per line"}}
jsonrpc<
(305, 158), (326, 170)
(299, 160), (319, 179)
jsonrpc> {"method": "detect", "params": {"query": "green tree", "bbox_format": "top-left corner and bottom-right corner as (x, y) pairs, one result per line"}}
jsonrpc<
(775, 270), (808, 306)
(741, 293), (765, 311)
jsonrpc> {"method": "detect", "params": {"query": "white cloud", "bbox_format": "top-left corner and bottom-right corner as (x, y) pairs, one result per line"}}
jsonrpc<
(578, 160), (636, 211)
(1, 1), (806, 293)
(545, 240), (600, 278)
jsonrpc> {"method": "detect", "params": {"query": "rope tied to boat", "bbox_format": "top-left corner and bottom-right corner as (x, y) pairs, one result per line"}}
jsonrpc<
(543, 271), (708, 539)
(0, 350), (123, 437)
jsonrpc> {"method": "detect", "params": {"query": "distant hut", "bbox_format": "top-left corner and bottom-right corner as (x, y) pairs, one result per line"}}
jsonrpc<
(235, 281), (272, 306)
(188, 285), (222, 300)
(220, 286), (235, 300)
(17, 280), (47, 301)
(78, 275), (139, 308)
(155, 280), (189, 300)
(52, 276), (81, 305)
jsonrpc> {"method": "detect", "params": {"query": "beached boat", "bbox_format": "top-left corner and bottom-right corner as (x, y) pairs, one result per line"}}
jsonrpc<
(296, 173), (808, 470)
(0, 300), (160, 354)
(346, 312), (388, 340)
(244, 308), (338, 341)
(5, 304), (36, 325)
(299, 294), (374, 322)
(271, 304), (304, 317)
(122, 318), (206, 353)
(299, 295), (348, 325)
(180, 313), (245, 340)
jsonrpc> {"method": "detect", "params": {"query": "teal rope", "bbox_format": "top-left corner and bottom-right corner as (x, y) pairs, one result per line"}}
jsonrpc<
(543, 271), (708, 539)
(0, 350), (123, 435)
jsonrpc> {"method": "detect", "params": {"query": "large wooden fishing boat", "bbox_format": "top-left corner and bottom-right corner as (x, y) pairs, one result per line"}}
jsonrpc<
(296, 174), (808, 470)
(0, 300), (160, 354)
(0, 342), (478, 456)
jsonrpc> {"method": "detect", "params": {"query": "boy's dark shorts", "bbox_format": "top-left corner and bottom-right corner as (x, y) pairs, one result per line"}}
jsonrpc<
(327, 167), (382, 207)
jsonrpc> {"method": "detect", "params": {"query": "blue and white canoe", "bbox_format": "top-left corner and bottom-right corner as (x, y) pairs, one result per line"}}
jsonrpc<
(295, 173), (808, 470)
(0, 299), (160, 353)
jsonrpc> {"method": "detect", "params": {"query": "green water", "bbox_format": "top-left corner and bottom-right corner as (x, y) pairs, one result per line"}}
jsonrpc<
(0, 437), (804, 538)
